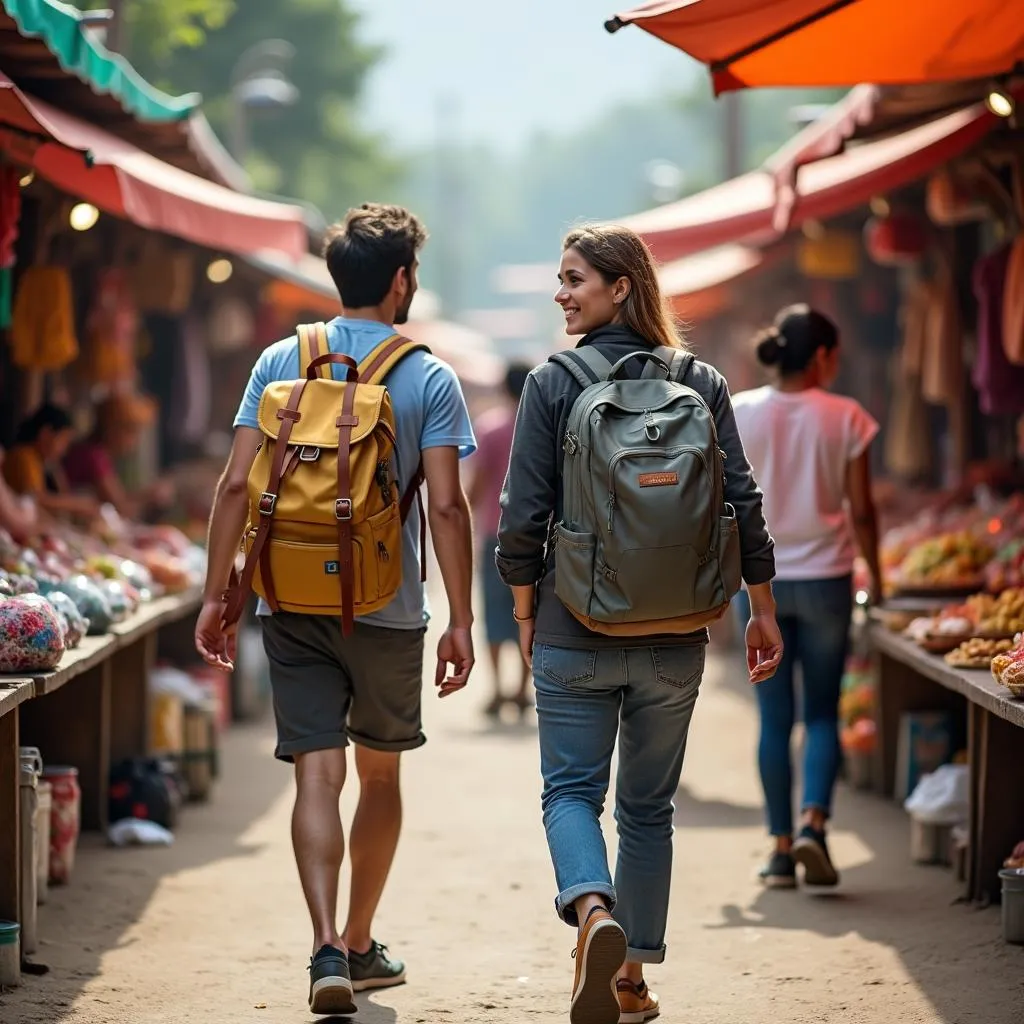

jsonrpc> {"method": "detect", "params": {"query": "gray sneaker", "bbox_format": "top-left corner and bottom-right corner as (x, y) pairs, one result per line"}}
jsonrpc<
(348, 940), (406, 992)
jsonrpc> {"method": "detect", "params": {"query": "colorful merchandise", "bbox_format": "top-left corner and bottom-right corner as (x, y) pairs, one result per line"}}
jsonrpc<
(972, 245), (1024, 415)
(10, 266), (78, 371)
(0, 594), (65, 672)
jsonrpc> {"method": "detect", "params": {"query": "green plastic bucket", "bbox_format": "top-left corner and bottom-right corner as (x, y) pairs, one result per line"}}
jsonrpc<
(0, 921), (18, 946)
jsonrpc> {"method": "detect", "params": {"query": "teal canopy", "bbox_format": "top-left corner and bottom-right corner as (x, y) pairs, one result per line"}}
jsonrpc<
(1, 0), (200, 122)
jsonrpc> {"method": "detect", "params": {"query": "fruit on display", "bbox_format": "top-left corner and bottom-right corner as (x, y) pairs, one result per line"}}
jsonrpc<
(986, 539), (1024, 592)
(944, 637), (1014, 668)
(992, 639), (1024, 694)
(963, 589), (1024, 635)
(0, 594), (66, 672)
(895, 532), (994, 586)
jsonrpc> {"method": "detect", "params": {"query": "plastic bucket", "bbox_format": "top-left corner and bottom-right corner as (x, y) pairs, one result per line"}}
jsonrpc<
(1000, 869), (1024, 944)
(0, 920), (20, 986)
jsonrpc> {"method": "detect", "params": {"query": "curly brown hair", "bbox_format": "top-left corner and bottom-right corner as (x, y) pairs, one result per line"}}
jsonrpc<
(323, 203), (428, 308)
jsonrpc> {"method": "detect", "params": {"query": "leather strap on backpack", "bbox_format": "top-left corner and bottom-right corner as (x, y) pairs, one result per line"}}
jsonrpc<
(298, 322), (331, 379)
(335, 379), (360, 636)
(222, 379), (310, 627)
(358, 334), (432, 581)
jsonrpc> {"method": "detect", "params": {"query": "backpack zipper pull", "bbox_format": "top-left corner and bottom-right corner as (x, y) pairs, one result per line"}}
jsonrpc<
(607, 492), (616, 532)
(377, 541), (390, 562)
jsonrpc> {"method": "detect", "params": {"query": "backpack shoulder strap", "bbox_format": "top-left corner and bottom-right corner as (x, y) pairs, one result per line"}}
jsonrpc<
(643, 345), (695, 383)
(358, 334), (431, 385)
(297, 322), (331, 379)
(549, 348), (613, 390)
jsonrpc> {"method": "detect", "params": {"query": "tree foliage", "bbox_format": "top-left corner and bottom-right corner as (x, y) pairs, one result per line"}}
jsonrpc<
(79, 0), (234, 61)
(114, 0), (399, 218)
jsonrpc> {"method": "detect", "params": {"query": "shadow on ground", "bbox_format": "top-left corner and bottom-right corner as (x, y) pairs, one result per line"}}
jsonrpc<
(694, 642), (1024, 1022)
(0, 717), (292, 1023)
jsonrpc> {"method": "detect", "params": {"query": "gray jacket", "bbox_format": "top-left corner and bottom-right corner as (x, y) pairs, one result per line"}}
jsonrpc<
(495, 325), (775, 649)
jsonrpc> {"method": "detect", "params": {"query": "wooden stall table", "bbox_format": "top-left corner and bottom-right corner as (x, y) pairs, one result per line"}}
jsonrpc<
(0, 678), (34, 944)
(871, 624), (1024, 904)
(15, 588), (202, 832)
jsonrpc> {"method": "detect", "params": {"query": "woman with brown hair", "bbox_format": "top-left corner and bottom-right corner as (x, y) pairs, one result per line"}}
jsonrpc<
(496, 224), (781, 1024)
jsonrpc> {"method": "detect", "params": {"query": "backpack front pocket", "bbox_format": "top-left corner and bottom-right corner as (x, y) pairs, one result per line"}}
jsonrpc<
(252, 537), (365, 613)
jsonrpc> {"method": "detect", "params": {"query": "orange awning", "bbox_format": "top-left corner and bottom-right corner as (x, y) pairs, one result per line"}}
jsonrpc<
(659, 244), (761, 319)
(621, 100), (996, 262)
(0, 73), (307, 258)
(607, 0), (1024, 95)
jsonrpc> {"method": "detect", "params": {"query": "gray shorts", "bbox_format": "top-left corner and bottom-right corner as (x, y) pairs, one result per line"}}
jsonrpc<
(260, 612), (427, 762)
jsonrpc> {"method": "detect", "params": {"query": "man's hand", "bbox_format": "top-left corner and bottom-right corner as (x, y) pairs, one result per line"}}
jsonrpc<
(517, 617), (535, 669)
(195, 598), (238, 672)
(745, 613), (783, 685)
(435, 625), (474, 698)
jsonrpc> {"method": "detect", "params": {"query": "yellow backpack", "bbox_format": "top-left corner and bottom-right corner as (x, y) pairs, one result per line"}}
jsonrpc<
(224, 322), (429, 635)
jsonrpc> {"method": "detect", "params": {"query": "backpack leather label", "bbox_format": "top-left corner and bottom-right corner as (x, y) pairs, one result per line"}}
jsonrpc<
(638, 471), (678, 488)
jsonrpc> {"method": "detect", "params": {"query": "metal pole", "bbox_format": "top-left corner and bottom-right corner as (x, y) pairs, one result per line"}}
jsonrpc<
(722, 92), (744, 181)
(106, 0), (128, 55)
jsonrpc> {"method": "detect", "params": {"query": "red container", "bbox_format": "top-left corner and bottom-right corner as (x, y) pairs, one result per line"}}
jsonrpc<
(41, 766), (80, 885)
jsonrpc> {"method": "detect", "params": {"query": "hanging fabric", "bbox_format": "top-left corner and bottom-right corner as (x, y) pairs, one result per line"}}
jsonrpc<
(1002, 234), (1024, 365)
(10, 266), (78, 371)
(921, 261), (962, 406)
(79, 268), (140, 389)
(973, 244), (1024, 415)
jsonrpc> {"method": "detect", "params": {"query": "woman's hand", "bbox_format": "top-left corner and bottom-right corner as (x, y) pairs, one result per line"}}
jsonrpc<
(745, 613), (783, 684)
(517, 617), (535, 668)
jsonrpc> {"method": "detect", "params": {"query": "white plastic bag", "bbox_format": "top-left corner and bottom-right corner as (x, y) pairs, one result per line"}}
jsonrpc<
(108, 818), (175, 848)
(904, 763), (969, 826)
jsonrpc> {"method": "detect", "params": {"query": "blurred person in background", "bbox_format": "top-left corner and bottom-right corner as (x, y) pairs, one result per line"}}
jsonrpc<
(0, 447), (38, 542)
(732, 304), (881, 891)
(3, 403), (99, 520)
(468, 362), (532, 717)
(63, 394), (174, 522)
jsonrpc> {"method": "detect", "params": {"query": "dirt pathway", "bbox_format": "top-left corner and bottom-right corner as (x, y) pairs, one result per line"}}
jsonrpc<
(3, 620), (1023, 1023)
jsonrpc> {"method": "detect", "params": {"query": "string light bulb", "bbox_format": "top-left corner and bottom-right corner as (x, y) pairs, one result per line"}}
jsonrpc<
(206, 258), (234, 284)
(986, 86), (1015, 119)
(69, 203), (99, 231)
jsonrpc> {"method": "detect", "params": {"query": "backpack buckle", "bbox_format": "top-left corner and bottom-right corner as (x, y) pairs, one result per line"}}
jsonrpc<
(258, 492), (277, 516)
(335, 498), (353, 521)
(299, 446), (321, 462)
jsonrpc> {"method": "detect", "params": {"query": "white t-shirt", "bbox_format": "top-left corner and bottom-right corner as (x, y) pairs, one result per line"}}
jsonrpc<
(731, 386), (879, 580)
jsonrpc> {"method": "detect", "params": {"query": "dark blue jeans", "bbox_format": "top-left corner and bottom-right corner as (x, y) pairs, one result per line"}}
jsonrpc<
(734, 576), (853, 836)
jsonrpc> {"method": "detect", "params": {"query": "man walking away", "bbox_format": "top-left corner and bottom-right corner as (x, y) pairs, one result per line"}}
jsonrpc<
(195, 203), (477, 1015)
(468, 363), (532, 717)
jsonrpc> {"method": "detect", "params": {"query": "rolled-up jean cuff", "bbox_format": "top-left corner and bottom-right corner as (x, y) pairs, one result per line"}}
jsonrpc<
(626, 944), (666, 965)
(555, 882), (617, 926)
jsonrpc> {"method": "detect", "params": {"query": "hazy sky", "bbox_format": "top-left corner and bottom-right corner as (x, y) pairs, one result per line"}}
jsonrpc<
(348, 0), (700, 149)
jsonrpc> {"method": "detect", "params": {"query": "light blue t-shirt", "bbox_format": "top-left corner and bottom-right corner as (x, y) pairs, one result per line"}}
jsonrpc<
(234, 317), (477, 629)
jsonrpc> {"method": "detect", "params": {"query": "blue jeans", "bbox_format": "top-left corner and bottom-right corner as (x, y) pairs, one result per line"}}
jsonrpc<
(533, 642), (704, 964)
(734, 576), (853, 836)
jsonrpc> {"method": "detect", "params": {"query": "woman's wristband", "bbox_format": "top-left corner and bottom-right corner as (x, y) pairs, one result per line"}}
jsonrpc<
(513, 609), (535, 623)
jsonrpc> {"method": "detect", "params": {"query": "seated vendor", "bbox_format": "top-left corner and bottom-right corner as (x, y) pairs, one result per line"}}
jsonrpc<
(0, 447), (38, 543)
(63, 394), (171, 522)
(4, 404), (99, 519)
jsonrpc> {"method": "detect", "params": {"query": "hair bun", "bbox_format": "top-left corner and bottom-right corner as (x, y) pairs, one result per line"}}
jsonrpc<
(755, 326), (783, 366)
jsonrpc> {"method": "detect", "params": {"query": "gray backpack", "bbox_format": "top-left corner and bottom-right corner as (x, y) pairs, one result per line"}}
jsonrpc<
(550, 346), (742, 636)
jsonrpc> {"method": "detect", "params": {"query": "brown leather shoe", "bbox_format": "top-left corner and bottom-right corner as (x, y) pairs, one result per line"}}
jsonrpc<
(570, 908), (627, 1024)
(617, 978), (661, 1023)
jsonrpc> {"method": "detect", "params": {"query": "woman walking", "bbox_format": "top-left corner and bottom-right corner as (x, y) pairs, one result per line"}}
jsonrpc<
(496, 224), (782, 1024)
(732, 305), (881, 890)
